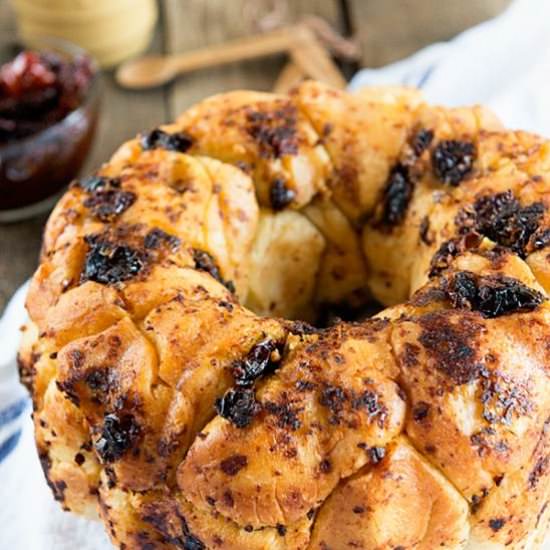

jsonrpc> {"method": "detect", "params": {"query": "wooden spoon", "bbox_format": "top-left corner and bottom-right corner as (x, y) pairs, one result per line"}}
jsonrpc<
(273, 61), (306, 94)
(290, 26), (347, 89)
(116, 27), (294, 89)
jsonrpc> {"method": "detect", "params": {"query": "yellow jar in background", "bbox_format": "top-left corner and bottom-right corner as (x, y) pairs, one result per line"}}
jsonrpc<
(10, 0), (158, 67)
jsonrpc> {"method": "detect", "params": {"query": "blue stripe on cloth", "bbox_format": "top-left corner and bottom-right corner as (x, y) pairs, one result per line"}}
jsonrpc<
(0, 429), (22, 463)
(416, 65), (436, 89)
(0, 397), (29, 428)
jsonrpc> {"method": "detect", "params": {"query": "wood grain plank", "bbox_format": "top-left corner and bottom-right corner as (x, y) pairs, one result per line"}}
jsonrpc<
(0, 0), (168, 312)
(164, 0), (340, 117)
(350, 0), (512, 67)
(0, 0), (16, 40)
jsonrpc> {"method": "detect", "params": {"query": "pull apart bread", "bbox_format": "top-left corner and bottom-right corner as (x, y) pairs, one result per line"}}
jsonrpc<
(18, 81), (550, 549)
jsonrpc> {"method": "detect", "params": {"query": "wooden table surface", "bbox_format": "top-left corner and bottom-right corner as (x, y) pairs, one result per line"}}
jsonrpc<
(0, 0), (511, 313)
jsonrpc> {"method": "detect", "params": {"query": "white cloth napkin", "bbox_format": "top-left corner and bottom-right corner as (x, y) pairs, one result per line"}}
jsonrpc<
(349, 0), (550, 137)
(1, 0), (549, 547)
(0, 283), (112, 550)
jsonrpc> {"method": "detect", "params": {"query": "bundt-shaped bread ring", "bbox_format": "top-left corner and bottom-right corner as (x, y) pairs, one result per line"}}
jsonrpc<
(19, 81), (549, 549)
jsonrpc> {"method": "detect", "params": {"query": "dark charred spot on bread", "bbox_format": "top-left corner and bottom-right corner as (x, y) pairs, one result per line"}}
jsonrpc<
(471, 429), (511, 457)
(457, 190), (545, 257)
(142, 508), (204, 550)
(38, 451), (52, 476)
(352, 505), (365, 514)
(528, 455), (549, 490)
(532, 228), (550, 251)
(84, 367), (112, 392)
(83, 367), (119, 405)
(141, 128), (193, 153)
(270, 178), (295, 210)
(380, 163), (414, 226)
(218, 300), (234, 312)
(74, 452), (86, 465)
(493, 474), (504, 487)
(83, 182), (136, 222)
(263, 400), (302, 430)
(69, 348), (85, 369)
(245, 104), (298, 158)
(431, 139), (476, 186)
(94, 413), (141, 463)
(51, 480), (68, 503)
(276, 524), (287, 536)
(235, 160), (252, 174)
(232, 338), (283, 387)
(419, 216), (432, 245)
(178, 531), (205, 549)
(144, 228), (180, 251)
(479, 368), (532, 425)
(471, 488), (490, 513)
(56, 378), (81, 407)
(216, 339), (285, 428)
(429, 239), (459, 278)
(220, 454), (248, 476)
(288, 320), (319, 336)
(400, 342), (421, 368)
(176, 520), (205, 550)
(429, 233), (481, 277)
(319, 459), (332, 474)
(222, 490), (234, 508)
(444, 271), (545, 318)
(17, 351), (37, 392)
(368, 446), (386, 464)
(157, 434), (183, 458)
(134, 533), (156, 550)
(191, 248), (235, 293)
(82, 235), (145, 285)
(412, 401), (430, 422)
(322, 122), (333, 138)
(410, 128), (434, 157)
(296, 379), (316, 392)
(75, 175), (121, 193)
(39, 451), (67, 505)
(215, 387), (258, 428)
(418, 311), (483, 385)
(141, 510), (168, 534)
(489, 518), (506, 532)
(56, 346), (127, 410)
(352, 390), (387, 425)
(319, 385), (347, 424)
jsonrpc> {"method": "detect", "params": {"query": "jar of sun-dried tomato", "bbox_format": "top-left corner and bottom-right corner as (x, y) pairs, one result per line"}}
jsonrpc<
(0, 38), (100, 222)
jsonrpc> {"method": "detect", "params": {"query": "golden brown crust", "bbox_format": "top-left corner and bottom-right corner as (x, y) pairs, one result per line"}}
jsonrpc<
(21, 81), (549, 549)
(309, 436), (470, 549)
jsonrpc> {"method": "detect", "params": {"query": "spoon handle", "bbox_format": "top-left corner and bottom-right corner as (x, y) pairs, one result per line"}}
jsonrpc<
(290, 27), (347, 89)
(273, 62), (306, 94)
(167, 26), (294, 75)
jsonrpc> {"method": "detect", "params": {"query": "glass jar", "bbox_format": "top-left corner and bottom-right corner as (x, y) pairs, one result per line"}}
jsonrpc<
(0, 38), (101, 222)
(10, 0), (158, 68)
